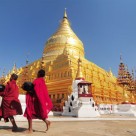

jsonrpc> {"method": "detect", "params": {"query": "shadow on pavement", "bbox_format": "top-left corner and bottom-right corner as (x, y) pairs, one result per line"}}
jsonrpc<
(33, 129), (46, 133)
(0, 126), (27, 132)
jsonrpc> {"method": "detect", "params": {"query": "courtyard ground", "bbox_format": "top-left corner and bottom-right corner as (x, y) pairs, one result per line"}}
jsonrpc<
(0, 115), (136, 136)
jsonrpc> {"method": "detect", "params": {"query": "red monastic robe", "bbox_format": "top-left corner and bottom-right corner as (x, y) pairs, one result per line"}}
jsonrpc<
(0, 80), (22, 121)
(24, 77), (53, 119)
(0, 92), (4, 118)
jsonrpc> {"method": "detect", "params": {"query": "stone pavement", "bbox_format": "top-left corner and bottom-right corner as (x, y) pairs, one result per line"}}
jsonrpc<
(1, 115), (136, 136)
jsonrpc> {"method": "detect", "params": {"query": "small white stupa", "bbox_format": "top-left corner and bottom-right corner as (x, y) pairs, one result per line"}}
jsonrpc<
(62, 57), (100, 117)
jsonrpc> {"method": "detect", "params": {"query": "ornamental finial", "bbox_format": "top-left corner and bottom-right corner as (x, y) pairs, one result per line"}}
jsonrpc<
(120, 53), (123, 63)
(64, 8), (67, 18)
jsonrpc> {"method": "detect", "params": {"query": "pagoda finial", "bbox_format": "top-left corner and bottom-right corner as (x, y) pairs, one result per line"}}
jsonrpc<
(12, 63), (17, 73)
(76, 56), (84, 80)
(126, 65), (128, 71)
(41, 54), (45, 69)
(26, 52), (30, 65)
(134, 67), (136, 80)
(2, 68), (5, 77)
(26, 59), (29, 65)
(132, 69), (134, 80)
(120, 53), (123, 63)
(64, 8), (67, 18)
(109, 67), (113, 76)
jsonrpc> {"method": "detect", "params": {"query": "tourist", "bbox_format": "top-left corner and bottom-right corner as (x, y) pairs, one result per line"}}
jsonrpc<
(24, 69), (53, 133)
(0, 73), (23, 131)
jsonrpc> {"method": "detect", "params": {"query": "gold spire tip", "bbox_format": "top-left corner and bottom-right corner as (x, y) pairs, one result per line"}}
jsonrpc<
(64, 8), (67, 18)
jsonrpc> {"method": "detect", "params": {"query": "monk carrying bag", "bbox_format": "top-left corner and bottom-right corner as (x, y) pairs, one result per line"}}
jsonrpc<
(22, 82), (34, 93)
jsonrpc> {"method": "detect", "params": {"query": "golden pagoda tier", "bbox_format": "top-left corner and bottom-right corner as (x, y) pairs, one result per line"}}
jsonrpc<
(0, 10), (135, 110)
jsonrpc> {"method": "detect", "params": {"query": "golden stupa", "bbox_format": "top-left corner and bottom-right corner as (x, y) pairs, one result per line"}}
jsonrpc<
(1, 10), (136, 109)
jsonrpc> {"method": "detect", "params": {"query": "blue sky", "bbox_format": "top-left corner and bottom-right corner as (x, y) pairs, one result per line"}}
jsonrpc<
(0, 0), (136, 77)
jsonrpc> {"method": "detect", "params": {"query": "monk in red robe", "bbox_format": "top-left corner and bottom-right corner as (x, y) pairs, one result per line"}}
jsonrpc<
(0, 92), (4, 120)
(24, 69), (53, 133)
(0, 74), (22, 131)
(0, 84), (5, 119)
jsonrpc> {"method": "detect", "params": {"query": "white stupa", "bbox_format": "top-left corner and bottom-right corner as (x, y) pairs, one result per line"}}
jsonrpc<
(62, 58), (100, 117)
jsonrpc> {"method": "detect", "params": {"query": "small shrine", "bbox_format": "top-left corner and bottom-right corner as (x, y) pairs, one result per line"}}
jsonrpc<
(62, 58), (100, 117)
(78, 80), (92, 97)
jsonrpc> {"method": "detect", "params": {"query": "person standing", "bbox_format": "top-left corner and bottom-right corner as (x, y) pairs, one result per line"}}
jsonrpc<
(0, 73), (23, 131)
(0, 90), (4, 121)
(24, 69), (53, 133)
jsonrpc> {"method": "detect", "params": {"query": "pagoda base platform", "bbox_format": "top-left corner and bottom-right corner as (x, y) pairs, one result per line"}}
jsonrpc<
(113, 104), (136, 117)
(62, 97), (100, 118)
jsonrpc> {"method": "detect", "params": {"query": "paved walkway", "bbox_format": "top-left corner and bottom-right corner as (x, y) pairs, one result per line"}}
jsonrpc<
(1, 115), (136, 136)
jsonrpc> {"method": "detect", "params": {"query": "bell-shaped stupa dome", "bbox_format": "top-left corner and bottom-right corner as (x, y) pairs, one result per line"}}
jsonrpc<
(43, 9), (85, 61)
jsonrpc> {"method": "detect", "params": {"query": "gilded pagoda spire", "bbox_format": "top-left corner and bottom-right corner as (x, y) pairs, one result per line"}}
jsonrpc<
(117, 56), (130, 103)
(40, 54), (45, 69)
(129, 69), (135, 91)
(64, 8), (67, 18)
(0, 68), (6, 84)
(43, 9), (84, 62)
(12, 63), (17, 73)
(76, 56), (84, 80)
(131, 69), (134, 80)
(117, 54), (126, 84)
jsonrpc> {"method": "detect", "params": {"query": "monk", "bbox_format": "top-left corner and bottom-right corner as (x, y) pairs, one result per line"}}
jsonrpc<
(24, 69), (53, 133)
(0, 74), (23, 131)
(0, 91), (3, 120)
